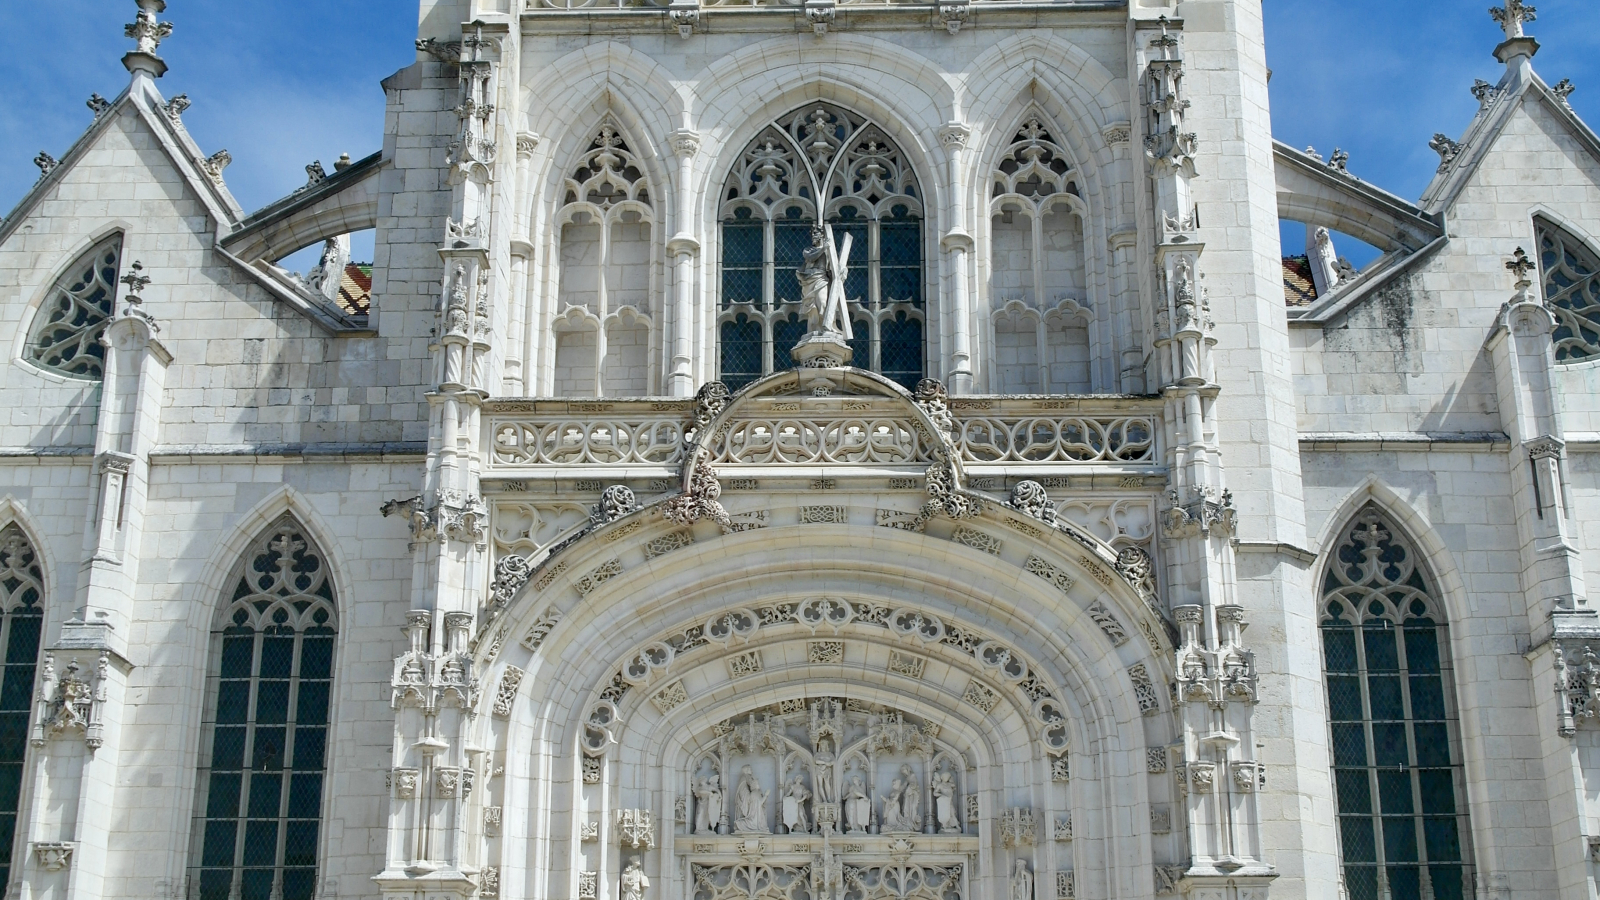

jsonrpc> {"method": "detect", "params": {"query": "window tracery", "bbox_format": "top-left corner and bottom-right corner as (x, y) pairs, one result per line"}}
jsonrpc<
(0, 525), (43, 887)
(986, 117), (1091, 393)
(720, 105), (924, 390)
(553, 121), (657, 396)
(190, 516), (337, 900)
(1534, 217), (1600, 362)
(1319, 508), (1470, 900)
(26, 234), (124, 379)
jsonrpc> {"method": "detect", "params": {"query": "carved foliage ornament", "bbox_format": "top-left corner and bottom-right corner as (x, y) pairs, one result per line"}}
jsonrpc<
(665, 457), (732, 529)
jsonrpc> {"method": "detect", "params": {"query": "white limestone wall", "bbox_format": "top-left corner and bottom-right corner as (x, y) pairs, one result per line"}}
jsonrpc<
(0, 106), (431, 454)
(1299, 447), (1558, 892)
(102, 460), (417, 899)
(1293, 98), (1600, 438)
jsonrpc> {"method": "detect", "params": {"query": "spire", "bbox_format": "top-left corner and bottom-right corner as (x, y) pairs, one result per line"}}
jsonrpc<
(1489, 0), (1539, 66)
(122, 0), (172, 80)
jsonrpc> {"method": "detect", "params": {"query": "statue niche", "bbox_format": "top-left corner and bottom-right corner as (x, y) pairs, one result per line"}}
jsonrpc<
(687, 699), (967, 838)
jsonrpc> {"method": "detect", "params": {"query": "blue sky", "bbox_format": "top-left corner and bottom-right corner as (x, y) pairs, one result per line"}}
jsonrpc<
(0, 1), (1596, 270)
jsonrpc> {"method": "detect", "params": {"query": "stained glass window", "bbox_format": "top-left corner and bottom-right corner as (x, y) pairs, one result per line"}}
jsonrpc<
(718, 104), (925, 387)
(26, 235), (123, 379)
(191, 516), (336, 900)
(1535, 218), (1600, 362)
(0, 526), (42, 887)
(1321, 508), (1471, 900)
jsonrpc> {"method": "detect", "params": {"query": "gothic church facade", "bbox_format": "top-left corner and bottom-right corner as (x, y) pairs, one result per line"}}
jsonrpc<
(0, 0), (1598, 899)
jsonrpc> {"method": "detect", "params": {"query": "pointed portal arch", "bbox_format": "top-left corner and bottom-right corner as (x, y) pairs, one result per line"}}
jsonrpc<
(1319, 506), (1472, 900)
(24, 233), (124, 379)
(189, 514), (338, 900)
(718, 103), (926, 390)
(1534, 216), (1600, 362)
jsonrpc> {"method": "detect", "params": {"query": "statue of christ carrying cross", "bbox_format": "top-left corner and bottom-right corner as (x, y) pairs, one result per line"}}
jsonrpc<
(798, 224), (854, 339)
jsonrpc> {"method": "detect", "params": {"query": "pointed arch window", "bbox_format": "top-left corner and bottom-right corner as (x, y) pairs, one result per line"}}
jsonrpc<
(551, 121), (657, 397)
(1535, 217), (1600, 362)
(190, 516), (337, 900)
(987, 116), (1092, 393)
(0, 526), (43, 886)
(25, 234), (123, 379)
(1320, 508), (1472, 900)
(718, 104), (925, 391)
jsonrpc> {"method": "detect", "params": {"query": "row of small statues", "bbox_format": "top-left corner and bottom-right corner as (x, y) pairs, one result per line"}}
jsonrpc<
(692, 762), (962, 835)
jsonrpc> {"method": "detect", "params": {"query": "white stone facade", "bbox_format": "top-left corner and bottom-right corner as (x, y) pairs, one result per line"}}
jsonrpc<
(0, 0), (1598, 898)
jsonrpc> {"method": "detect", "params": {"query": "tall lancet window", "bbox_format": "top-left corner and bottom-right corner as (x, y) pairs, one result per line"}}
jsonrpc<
(719, 104), (925, 391)
(1533, 217), (1600, 362)
(0, 526), (43, 886)
(551, 121), (657, 397)
(987, 116), (1091, 393)
(190, 516), (337, 900)
(25, 234), (124, 379)
(1320, 508), (1471, 900)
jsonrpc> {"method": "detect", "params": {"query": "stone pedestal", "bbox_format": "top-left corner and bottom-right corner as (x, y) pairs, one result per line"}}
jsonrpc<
(791, 331), (850, 368)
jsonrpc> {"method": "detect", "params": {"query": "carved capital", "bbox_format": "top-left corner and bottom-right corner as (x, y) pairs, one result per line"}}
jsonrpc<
(670, 128), (702, 158)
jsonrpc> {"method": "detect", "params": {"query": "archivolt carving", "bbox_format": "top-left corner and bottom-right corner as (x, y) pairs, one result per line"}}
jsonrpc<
(583, 599), (1072, 757)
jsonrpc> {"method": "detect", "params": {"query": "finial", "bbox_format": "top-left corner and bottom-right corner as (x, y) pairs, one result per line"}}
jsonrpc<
(1489, 0), (1539, 64)
(120, 262), (151, 301)
(117, 262), (161, 331)
(1507, 247), (1536, 299)
(1150, 16), (1179, 60)
(1489, 0), (1535, 41)
(123, 0), (173, 79)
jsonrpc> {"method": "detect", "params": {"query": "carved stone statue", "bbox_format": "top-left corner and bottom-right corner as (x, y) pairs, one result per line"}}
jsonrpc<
(931, 764), (960, 833)
(813, 751), (836, 804)
(843, 775), (870, 834)
(734, 766), (770, 834)
(797, 225), (854, 340)
(897, 763), (920, 831)
(881, 777), (908, 832)
(694, 773), (724, 834)
(621, 856), (649, 900)
(1010, 859), (1033, 900)
(782, 773), (811, 834)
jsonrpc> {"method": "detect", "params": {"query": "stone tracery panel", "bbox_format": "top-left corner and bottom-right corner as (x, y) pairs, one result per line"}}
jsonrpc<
(986, 116), (1093, 394)
(550, 120), (659, 396)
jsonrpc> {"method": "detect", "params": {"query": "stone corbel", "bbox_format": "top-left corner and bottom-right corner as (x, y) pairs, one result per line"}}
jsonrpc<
(669, 0), (700, 38)
(936, 0), (969, 33)
(804, 0), (835, 34)
(32, 841), (74, 873)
